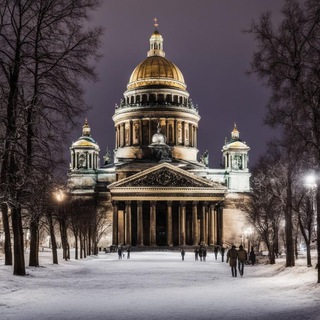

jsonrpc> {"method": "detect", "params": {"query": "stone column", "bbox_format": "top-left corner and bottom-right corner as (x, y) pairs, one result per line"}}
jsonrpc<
(148, 119), (152, 145)
(209, 203), (215, 245)
(204, 202), (209, 245)
(192, 201), (198, 245)
(182, 121), (185, 146)
(137, 201), (144, 246)
(180, 201), (186, 245)
(125, 201), (132, 245)
(214, 205), (218, 244)
(139, 119), (143, 145)
(200, 202), (206, 244)
(112, 201), (118, 245)
(216, 204), (224, 245)
(150, 201), (156, 246)
(129, 120), (133, 146)
(167, 201), (173, 246)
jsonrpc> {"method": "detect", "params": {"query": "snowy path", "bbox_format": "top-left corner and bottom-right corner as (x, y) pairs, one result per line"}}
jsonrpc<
(0, 251), (319, 320)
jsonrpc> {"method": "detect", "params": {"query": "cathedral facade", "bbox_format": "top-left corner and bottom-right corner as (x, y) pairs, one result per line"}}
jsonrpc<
(67, 23), (251, 248)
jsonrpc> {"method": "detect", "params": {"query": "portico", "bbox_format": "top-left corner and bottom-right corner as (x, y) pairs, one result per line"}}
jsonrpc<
(109, 163), (226, 247)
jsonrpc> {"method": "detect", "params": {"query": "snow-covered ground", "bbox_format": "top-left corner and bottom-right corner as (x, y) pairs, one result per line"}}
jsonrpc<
(0, 250), (319, 320)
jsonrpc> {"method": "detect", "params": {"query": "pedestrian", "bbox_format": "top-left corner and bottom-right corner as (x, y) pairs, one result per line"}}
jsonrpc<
(194, 248), (199, 261)
(203, 248), (207, 262)
(214, 246), (219, 260)
(127, 246), (131, 259)
(220, 245), (225, 262)
(181, 248), (185, 261)
(226, 245), (238, 277)
(249, 247), (256, 265)
(199, 248), (203, 262)
(237, 245), (248, 276)
(117, 247), (122, 260)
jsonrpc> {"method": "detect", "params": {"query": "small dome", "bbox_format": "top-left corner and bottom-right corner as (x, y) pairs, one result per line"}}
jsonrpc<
(71, 119), (99, 150)
(151, 122), (167, 145)
(151, 131), (166, 145)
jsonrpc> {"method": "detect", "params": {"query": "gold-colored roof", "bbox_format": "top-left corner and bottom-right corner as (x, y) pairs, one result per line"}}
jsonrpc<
(72, 139), (96, 147)
(127, 56), (186, 91)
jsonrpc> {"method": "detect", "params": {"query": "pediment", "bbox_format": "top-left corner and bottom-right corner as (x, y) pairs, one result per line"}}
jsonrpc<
(109, 163), (217, 189)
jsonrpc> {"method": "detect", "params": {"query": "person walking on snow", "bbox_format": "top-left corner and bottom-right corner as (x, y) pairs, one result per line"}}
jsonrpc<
(249, 247), (256, 265)
(181, 248), (185, 261)
(237, 245), (248, 276)
(220, 245), (225, 262)
(226, 245), (238, 277)
(214, 246), (219, 260)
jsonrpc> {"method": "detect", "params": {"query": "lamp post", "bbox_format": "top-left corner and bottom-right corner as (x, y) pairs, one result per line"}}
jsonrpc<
(54, 189), (69, 261)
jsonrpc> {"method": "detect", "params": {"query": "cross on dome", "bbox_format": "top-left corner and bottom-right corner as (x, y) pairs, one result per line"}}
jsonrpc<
(153, 17), (159, 29)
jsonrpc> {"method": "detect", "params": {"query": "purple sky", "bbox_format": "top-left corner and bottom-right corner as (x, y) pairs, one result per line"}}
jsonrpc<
(71, 0), (285, 168)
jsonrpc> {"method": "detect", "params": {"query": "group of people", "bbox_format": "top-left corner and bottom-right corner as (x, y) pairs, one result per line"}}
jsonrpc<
(226, 245), (256, 277)
(117, 245), (131, 259)
(193, 246), (208, 261)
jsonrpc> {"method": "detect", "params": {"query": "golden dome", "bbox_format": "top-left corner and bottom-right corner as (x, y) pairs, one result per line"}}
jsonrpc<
(127, 56), (186, 91)
(127, 21), (186, 91)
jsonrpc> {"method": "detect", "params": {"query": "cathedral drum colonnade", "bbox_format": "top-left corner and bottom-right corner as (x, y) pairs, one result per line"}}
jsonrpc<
(68, 19), (251, 249)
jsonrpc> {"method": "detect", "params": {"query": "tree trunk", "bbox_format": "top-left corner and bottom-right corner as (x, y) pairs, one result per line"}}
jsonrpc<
(48, 213), (58, 264)
(59, 216), (70, 261)
(74, 234), (78, 260)
(80, 233), (83, 259)
(316, 186), (320, 283)
(285, 167), (295, 267)
(11, 205), (26, 276)
(29, 215), (39, 267)
(1, 203), (12, 265)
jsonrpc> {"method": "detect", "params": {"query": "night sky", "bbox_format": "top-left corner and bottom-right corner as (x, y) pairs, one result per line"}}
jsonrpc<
(72, 0), (285, 168)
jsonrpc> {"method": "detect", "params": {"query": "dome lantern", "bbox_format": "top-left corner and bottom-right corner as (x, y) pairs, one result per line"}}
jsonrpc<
(82, 118), (91, 137)
(147, 18), (165, 58)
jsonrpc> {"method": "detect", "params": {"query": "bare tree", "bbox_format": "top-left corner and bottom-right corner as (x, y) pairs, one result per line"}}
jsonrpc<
(244, 157), (284, 264)
(248, 0), (320, 279)
(0, 0), (102, 275)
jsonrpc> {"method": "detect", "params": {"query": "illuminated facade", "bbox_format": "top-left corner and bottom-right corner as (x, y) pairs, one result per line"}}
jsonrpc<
(68, 22), (251, 248)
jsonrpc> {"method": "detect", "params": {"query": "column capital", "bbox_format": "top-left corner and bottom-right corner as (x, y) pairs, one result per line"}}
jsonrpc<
(112, 200), (119, 206)
(180, 201), (186, 207)
(125, 200), (131, 206)
(137, 200), (143, 207)
(167, 200), (173, 206)
(150, 200), (157, 207)
(192, 201), (198, 206)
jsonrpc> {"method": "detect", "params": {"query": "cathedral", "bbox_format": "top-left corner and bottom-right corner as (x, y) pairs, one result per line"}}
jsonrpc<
(67, 21), (251, 248)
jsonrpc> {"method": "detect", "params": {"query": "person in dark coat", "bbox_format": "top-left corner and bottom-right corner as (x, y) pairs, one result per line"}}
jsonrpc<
(127, 246), (131, 259)
(214, 246), (219, 260)
(220, 245), (225, 262)
(237, 245), (248, 276)
(181, 248), (185, 261)
(199, 248), (203, 261)
(226, 245), (238, 277)
(249, 247), (256, 265)
(194, 248), (199, 261)
(118, 247), (122, 260)
(202, 248), (207, 262)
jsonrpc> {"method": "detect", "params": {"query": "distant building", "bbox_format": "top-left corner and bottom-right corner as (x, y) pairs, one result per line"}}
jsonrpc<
(67, 21), (251, 248)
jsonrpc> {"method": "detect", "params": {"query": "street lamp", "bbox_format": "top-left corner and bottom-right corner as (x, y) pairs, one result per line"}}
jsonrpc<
(54, 189), (65, 203)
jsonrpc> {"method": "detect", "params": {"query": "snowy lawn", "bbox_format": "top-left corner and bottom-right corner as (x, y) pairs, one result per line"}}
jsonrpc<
(0, 250), (319, 320)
